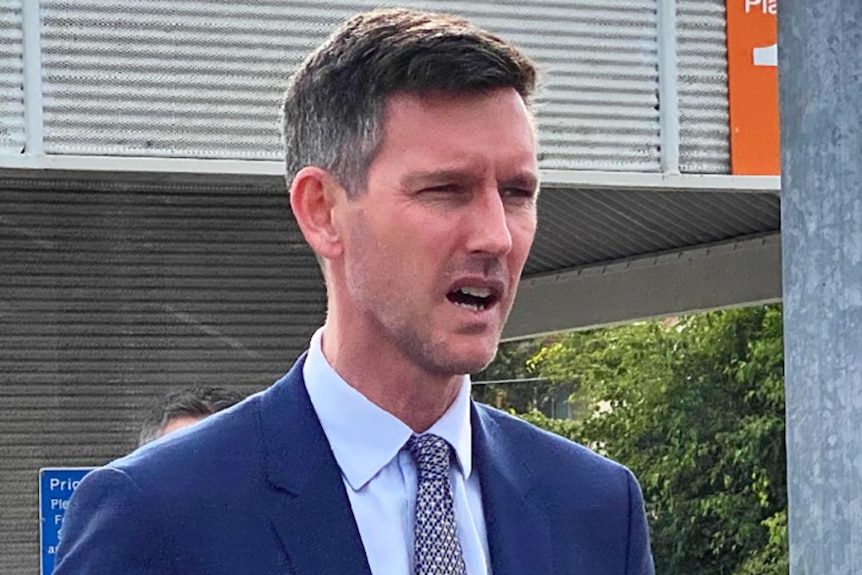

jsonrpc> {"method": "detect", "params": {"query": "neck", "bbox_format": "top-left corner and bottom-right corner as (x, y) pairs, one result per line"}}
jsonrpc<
(320, 321), (464, 433)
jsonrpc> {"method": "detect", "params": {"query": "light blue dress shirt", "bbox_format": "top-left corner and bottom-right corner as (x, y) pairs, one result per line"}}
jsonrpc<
(303, 328), (491, 575)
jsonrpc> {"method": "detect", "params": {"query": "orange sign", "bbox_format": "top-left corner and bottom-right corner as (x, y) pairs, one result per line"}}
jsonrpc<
(726, 0), (779, 175)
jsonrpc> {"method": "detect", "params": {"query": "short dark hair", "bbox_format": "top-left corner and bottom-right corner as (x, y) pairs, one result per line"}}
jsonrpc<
(281, 7), (538, 196)
(138, 386), (246, 446)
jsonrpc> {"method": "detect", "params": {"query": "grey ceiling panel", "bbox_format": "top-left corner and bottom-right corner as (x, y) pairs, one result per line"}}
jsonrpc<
(526, 187), (780, 275)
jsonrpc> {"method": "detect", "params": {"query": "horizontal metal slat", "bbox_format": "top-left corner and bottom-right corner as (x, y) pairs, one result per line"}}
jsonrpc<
(0, 299), (324, 314)
(0, 252), (309, 268)
(2, 374), (279, 387)
(0, 239), (308, 257)
(0, 288), (325, 304)
(1, 312), (321, 328)
(0, 263), (320, 280)
(0, 359), (295, 373)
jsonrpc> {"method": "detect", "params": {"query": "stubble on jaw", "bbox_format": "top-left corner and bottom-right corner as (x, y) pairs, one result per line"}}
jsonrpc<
(397, 323), (501, 378)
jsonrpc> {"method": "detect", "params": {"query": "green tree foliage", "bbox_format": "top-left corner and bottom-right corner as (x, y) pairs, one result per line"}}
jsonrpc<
(472, 338), (576, 417)
(520, 305), (787, 575)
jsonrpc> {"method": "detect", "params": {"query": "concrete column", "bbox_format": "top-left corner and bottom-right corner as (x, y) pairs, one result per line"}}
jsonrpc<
(779, 1), (862, 574)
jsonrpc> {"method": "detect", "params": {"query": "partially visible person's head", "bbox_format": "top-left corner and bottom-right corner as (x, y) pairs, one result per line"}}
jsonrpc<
(281, 7), (539, 197)
(138, 386), (246, 447)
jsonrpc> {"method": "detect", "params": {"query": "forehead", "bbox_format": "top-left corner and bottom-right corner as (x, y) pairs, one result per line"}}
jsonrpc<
(382, 88), (535, 132)
(373, 88), (538, 175)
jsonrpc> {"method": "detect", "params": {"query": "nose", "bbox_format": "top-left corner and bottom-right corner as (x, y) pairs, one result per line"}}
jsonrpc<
(465, 188), (513, 257)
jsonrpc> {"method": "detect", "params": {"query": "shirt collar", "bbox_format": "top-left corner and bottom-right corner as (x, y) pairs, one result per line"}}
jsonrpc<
(303, 327), (474, 491)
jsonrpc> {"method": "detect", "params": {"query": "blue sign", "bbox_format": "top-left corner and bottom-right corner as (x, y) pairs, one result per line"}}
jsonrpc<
(39, 467), (94, 575)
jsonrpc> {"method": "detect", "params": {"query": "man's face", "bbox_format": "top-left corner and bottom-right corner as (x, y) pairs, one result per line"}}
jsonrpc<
(336, 88), (538, 377)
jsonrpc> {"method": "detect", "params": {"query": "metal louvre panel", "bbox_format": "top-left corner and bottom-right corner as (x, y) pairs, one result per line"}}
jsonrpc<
(677, 0), (731, 173)
(40, 0), (661, 171)
(0, 178), (324, 575)
(421, 0), (662, 171)
(40, 0), (325, 159)
(526, 187), (779, 274)
(0, 0), (25, 154)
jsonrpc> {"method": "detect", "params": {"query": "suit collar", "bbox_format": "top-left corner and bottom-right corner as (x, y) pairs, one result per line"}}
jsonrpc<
(472, 403), (552, 575)
(259, 355), (372, 575)
(260, 354), (327, 494)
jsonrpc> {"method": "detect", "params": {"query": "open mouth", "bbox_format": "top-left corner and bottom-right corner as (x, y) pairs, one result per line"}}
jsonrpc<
(446, 285), (501, 312)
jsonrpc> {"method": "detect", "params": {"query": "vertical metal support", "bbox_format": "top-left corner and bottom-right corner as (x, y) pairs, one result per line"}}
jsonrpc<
(780, 1), (862, 574)
(656, 0), (680, 175)
(21, 0), (43, 156)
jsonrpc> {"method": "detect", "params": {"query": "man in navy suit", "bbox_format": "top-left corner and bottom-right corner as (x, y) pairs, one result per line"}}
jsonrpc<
(55, 8), (654, 574)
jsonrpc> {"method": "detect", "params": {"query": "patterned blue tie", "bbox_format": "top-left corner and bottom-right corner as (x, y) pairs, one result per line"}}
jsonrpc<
(408, 434), (468, 575)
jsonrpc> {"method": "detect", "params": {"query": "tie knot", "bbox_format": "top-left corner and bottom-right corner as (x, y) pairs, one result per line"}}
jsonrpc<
(408, 434), (452, 480)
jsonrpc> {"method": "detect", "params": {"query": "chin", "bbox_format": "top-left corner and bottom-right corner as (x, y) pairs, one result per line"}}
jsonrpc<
(436, 346), (498, 376)
(400, 328), (499, 376)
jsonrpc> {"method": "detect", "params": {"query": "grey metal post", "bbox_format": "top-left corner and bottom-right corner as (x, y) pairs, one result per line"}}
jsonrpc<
(779, 1), (862, 574)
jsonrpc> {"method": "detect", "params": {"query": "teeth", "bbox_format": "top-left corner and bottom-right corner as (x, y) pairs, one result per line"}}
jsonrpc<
(455, 301), (484, 311)
(459, 286), (492, 298)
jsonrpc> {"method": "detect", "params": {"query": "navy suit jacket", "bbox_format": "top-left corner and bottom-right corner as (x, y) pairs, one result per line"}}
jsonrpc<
(55, 356), (654, 574)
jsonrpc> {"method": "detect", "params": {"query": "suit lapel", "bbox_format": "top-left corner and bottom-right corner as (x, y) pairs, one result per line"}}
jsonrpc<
(259, 356), (372, 575)
(472, 403), (552, 575)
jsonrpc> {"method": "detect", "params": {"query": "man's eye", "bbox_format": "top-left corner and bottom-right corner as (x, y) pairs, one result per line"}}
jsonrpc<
(423, 184), (459, 193)
(502, 187), (535, 200)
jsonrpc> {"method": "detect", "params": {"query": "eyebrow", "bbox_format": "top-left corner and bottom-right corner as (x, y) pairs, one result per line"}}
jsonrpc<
(501, 172), (540, 193)
(401, 169), (478, 190)
(401, 169), (539, 192)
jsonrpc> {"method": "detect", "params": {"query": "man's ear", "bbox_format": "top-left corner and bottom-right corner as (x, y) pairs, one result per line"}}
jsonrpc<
(289, 167), (346, 260)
